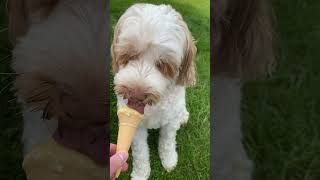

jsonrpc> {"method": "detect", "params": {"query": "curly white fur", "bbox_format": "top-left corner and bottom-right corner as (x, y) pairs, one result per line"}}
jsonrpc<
(113, 4), (195, 180)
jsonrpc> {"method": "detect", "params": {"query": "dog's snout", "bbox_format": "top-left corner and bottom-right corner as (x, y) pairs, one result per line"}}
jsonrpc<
(114, 84), (147, 101)
(128, 88), (147, 102)
(115, 84), (160, 105)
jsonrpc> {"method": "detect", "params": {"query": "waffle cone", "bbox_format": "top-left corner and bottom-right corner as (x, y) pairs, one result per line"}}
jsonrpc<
(23, 138), (106, 180)
(115, 106), (144, 178)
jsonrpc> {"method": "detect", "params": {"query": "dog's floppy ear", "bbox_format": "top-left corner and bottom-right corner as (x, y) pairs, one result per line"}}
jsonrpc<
(9, 0), (59, 45)
(9, 0), (28, 45)
(14, 72), (70, 120)
(215, 0), (274, 78)
(111, 41), (119, 74)
(176, 21), (197, 86)
(111, 21), (121, 74)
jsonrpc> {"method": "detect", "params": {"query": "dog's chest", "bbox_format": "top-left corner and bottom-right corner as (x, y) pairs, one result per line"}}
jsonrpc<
(142, 97), (178, 129)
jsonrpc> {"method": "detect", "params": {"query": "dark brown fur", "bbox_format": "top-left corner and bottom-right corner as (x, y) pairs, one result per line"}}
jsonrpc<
(213, 0), (275, 79)
(10, 0), (108, 128)
(114, 84), (160, 105)
(9, 0), (59, 45)
(156, 56), (179, 79)
(176, 19), (197, 86)
(111, 41), (141, 73)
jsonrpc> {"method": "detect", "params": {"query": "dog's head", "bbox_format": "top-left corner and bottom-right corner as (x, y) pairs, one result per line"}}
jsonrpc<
(10, 0), (108, 127)
(112, 4), (197, 109)
(213, 0), (275, 79)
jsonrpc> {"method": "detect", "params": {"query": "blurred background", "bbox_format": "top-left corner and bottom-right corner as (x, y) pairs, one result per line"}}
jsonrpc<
(242, 1), (320, 179)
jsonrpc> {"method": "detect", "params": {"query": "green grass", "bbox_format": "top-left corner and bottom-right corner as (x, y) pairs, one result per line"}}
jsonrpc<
(0, 0), (26, 179)
(109, 0), (210, 179)
(242, 0), (320, 180)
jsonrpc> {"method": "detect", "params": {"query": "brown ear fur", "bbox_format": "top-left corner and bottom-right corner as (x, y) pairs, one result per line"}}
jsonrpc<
(14, 73), (67, 120)
(111, 43), (118, 74)
(9, 0), (59, 45)
(111, 21), (121, 74)
(176, 22), (197, 86)
(214, 0), (274, 79)
(9, 0), (28, 45)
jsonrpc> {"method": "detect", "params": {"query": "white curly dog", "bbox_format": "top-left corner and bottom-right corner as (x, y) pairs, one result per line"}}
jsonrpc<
(111, 4), (197, 180)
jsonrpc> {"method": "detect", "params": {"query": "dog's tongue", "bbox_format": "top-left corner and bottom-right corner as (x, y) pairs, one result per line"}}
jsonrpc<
(128, 99), (145, 114)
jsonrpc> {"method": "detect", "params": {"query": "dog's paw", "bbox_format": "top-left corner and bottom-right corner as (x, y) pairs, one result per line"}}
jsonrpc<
(180, 110), (189, 127)
(131, 164), (150, 180)
(159, 148), (178, 172)
(131, 175), (148, 180)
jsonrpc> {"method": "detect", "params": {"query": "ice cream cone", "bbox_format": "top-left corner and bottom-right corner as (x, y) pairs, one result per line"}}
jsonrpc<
(23, 138), (106, 180)
(115, 105), (144, 178)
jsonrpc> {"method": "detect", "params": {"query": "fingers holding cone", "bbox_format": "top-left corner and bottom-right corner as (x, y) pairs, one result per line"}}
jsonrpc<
(110, 151), (129, 179)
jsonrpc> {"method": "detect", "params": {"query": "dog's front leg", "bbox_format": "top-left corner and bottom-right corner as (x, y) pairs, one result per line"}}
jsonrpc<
(159, 124), (178, 172)
(131, 127), (150, 180)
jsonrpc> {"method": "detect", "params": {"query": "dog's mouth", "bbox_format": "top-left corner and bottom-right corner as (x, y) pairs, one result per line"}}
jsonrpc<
(114, 84), (161, 114)
(128, 99), (146, 114)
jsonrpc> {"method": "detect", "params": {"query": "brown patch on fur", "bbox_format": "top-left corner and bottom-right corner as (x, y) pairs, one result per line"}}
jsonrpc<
(156, 57), (178, 79)
(213, 0), (274, 79)
(113, 41), (140, 69)
(13, 72), (66, 120)
(25, 0), (58, 14)
(114, 84), (130, 99)
(111, 3), (156, 74)
(14, 71), (108, 128)
(9, 0), (59, 45)
(143, 92), (160, 105)
(176, 20), (197, 86)
(111, 35), (141, 74)
(9, 0), (28, 45)
(114, 84), (160, 105)
(111, 42), (119, 74)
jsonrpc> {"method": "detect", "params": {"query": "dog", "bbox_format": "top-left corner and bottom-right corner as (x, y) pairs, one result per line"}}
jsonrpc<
(111, 4), (197, 179)
(212, 0), (274, 179)
(10, 0), (108, 169)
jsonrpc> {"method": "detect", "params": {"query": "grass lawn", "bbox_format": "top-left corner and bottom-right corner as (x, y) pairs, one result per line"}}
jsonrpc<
(242, 0), (320, 180)
(109, 0), (210, 179)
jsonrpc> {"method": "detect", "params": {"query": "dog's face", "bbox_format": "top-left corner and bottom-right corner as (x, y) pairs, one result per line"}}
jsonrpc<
(112, 4), (196, 109)
(10, 0), (108, 126)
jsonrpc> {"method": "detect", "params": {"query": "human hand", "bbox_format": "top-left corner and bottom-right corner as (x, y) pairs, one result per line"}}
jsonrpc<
(110, 144), (128, 179)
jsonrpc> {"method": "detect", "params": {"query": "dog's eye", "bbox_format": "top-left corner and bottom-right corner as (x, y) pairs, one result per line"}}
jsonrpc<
(117, 53), (139, 67)
(156, 60), (177, 79)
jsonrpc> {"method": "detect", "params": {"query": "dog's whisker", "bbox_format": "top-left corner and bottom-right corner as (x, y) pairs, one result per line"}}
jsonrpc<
(0, 27), (8, 33)
(0, 72), (17, 75)
(0, 74), (13, 83)
(0, 80), (13, 95)
(0, 54), (10, 62)
(8, 97), (17, 103)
